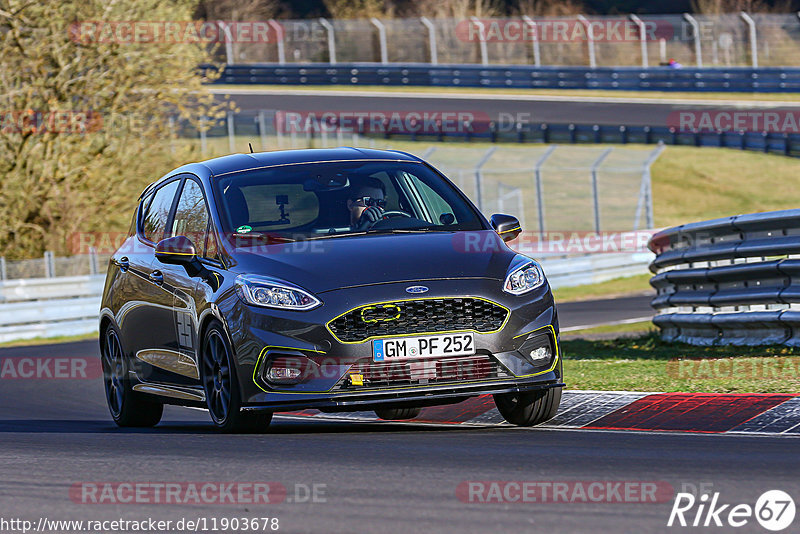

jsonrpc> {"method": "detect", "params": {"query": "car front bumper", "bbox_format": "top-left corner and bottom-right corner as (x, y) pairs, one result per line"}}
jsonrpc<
(218, 278), (561, 409)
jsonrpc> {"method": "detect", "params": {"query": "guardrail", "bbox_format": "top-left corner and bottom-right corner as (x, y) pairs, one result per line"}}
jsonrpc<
(209, 63), (800, 92)
(0, 275), (104, 343)
(0, 252), (652, 343)
(648, 209), (800, 345)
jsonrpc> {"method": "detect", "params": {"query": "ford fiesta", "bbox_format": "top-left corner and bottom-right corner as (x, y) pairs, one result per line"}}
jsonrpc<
(99, 148), (563, 432)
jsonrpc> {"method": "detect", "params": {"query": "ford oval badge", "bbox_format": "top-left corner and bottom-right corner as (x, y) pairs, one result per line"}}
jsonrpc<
(406, 285), (429, 294)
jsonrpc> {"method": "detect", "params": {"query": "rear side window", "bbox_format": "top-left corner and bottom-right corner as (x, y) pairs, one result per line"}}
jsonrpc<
(141, 180), (179, 243)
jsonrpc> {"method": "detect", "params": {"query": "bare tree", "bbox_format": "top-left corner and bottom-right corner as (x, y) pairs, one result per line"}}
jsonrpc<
(0, 0), (230, 258)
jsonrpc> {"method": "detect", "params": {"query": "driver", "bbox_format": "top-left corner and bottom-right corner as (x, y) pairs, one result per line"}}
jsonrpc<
(347, 177), (387, 230)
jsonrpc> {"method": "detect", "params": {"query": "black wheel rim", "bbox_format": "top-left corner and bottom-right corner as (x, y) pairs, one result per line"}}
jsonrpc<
(102, 329), (125, 417)
(202, 331), (231, 424)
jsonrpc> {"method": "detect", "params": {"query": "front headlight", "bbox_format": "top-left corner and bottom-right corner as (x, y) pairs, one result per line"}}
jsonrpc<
(503, 256), (546, 295)
(235, 274), (321, 311)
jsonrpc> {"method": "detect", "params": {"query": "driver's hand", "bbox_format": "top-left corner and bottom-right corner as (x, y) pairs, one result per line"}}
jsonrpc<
(356, 205), (384, 230)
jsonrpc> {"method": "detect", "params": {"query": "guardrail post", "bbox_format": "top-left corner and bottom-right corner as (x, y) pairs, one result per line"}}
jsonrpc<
(319, 18), (337, 64)
(590, 148), (613, 232)
(521, 15), (541, 67)
(683, 13), (703, 67)
(258, 110), (269, 149)
(634, 143), (665, 230)
(44, 251), (55, 278)
(268, 20), (286, 64)
(470, 17), (490, 66)
(474, 147), (497, 211)
(740, 12), (758, 68)
(577, 15), (596, 68)
(216, 21), (234, 65)
(370, 18), (388, 64)
(420, 17), (438, 65)
(89, 246), (99, 275)
(629, 14), (649, 68)
(533, 145), (557, 238)
(227, 111), (235, 153)
(0, 257), (6, 281)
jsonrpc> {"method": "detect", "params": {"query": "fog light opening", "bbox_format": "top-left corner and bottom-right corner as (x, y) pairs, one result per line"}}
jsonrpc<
(265, 355), (314, 385)
(528, 346), (551, 365)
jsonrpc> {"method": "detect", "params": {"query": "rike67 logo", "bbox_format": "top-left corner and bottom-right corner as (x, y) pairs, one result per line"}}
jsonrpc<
(668, 490), (795, 531)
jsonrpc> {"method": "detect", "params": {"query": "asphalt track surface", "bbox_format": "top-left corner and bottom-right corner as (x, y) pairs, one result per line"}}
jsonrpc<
(2, 295), (799, 533)
(216, 88), (800, 128)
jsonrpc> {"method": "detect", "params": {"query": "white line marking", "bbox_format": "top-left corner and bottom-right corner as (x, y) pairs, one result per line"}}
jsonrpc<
(561, 316), (654, 332)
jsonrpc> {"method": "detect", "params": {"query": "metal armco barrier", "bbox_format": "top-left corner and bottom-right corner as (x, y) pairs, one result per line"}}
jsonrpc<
(208, 63), (800, 93)
(648, 209), (800, 345)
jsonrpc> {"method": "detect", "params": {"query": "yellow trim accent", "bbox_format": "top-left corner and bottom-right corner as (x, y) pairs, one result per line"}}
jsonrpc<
(325, 296), (511, 345)
(510, 324), (560, 378)
(155, 251), (196, 256)
(360, 304), (402, 323)
(252, 345), (327, 393)
(498, 226), (522, 235)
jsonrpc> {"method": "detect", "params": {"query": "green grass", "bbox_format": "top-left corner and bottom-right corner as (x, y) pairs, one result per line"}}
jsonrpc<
(553, 274), (652, 303)
(214, 84), (800, 103)
(0, 332), (97, 348)
(561, 333), (800, 393)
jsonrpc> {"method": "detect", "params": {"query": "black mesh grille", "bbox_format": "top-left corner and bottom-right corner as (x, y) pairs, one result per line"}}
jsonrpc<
(327, 298), (508, 343)
(333, 355), (511, 390)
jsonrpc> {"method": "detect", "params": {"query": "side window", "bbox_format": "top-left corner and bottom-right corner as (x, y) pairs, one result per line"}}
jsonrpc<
(141, 181), (180, 243)
(405, 173), (458, 224)
(204, 222), (220, 262)
(171, 179), (209, 248)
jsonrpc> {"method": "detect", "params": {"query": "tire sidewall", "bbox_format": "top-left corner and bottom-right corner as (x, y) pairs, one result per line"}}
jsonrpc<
(201, 321), (244, 430)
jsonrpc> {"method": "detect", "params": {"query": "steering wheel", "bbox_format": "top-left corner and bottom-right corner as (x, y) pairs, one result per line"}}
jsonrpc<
(380, 210), (412, 220)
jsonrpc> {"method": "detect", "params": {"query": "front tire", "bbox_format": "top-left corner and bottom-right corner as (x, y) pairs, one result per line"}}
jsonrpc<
(200, 321), (272, 433)
(494, 387), (562, 427)
(101, 326), (163, 427)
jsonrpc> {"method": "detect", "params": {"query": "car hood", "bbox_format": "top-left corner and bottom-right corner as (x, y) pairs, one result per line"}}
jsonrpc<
(227, 230), (517, 294)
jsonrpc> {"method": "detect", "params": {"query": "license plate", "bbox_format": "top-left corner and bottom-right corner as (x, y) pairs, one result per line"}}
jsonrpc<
(373, 333), (475, 362)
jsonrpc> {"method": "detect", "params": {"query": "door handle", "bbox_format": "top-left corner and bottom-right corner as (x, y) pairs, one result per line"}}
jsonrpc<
(116, 257), (129, 272)
(149, 270), (164, 285)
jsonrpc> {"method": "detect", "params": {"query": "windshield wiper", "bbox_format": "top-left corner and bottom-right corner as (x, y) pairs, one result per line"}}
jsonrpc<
(365, 228), (445, 234)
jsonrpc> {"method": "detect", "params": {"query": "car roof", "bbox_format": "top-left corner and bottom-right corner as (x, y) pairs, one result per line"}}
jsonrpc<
(141, 147), (424, 199)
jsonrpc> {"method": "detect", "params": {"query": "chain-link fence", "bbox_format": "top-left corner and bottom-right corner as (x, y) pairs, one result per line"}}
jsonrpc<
(218, 14), (800, 68)
(0, 250), (110, 280)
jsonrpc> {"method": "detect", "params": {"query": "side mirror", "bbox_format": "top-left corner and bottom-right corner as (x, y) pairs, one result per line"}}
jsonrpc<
(155, 235), (197, 265)
(490, 214), (522, 242)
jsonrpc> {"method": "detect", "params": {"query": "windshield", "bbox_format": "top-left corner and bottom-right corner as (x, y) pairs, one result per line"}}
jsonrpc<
(213, 160), (486, 240)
